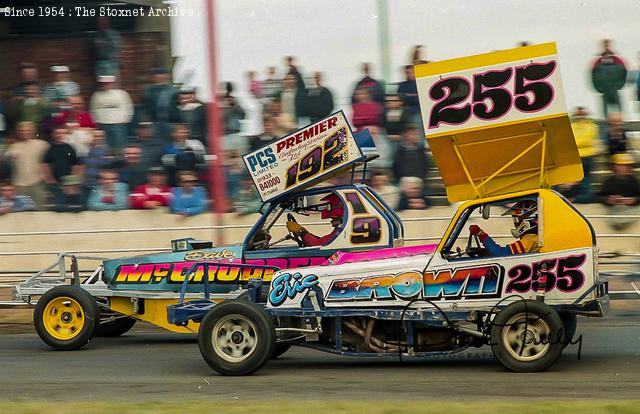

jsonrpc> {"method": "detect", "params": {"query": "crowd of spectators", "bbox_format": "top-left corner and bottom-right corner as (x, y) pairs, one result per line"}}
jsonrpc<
(0, 34), (639, 223)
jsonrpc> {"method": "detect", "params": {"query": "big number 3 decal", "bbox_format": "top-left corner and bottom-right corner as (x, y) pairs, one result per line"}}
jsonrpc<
(344, 192), (382, 245)
(285, 128), (348, 189)
(428, 60), (557, 129)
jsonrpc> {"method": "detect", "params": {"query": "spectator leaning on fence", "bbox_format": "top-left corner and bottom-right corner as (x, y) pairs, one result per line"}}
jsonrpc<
(5, 121), (49, 209)
(53, 175), (85, 213)
(129, 167), (172, 210)
(598, 152), (640, 232)
(170, 170), (207, 217)
(87, 169), (128, 211)
(0, 182), (36, 215)
(90, 75), (133, 152)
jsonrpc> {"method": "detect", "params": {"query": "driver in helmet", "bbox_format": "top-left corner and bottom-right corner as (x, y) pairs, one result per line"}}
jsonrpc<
(468, 199), (539, 256)
(286, 193), (344, 247)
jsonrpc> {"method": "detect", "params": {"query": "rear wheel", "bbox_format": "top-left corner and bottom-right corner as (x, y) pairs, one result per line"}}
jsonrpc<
(490, 300), (564, 372)
(198, 301), (275, 376)
(95, 316), (137, 337)
(34, 286), (99, 351)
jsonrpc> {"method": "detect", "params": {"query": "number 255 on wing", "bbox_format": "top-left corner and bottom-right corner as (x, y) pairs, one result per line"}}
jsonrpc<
(414, 42), (567, 137)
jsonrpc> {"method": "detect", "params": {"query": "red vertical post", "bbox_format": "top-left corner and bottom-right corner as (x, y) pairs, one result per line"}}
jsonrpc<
(205, 0), (226, 245)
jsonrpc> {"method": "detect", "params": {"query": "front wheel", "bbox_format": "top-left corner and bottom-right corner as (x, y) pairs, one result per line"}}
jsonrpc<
(34, 286), (100, 351)
(198, 301), (275, 376)
(490, 300), (564, 372)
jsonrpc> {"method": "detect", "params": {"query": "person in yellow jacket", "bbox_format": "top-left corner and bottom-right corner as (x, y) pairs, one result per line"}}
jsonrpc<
(569, 106), (600, 203)
(469, 200), (539, 256)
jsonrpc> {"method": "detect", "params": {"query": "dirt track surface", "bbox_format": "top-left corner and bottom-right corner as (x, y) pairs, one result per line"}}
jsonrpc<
(1, 313), (639, 403)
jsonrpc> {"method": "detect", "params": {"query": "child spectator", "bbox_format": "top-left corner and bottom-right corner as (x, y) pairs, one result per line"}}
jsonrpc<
(53, 175), (85, 213)
(0, 182), (36, 214)
(87, 169), (128, 211)
(129, 167), (172, 209)
(170, 171), (207, 217)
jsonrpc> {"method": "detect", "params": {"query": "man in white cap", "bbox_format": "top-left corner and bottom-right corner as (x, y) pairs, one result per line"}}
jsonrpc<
(43, 65), (80, 101)
(90, 75), (133, 152)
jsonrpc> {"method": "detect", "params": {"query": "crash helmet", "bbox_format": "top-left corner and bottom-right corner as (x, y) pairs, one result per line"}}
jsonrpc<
(502, 199), (537, 238)
(320, 193), (344, 220)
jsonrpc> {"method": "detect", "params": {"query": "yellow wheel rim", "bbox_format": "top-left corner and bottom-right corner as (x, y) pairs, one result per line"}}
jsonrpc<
(42, 296), (85, 341)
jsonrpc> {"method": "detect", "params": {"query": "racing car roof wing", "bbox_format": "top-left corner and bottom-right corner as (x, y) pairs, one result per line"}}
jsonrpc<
(243, 111), (372, 202)
(414, 42), (583, 203)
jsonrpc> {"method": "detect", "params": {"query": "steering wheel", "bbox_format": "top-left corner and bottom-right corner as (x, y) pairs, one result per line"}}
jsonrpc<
(287, 213), (305, 247)
(466, 232), (485, 258)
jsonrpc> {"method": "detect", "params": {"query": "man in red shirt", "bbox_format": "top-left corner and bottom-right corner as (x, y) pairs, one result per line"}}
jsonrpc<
(286, 193), (343, 247)
(54, 95), (96, 128)
(129, 167), (172, 209)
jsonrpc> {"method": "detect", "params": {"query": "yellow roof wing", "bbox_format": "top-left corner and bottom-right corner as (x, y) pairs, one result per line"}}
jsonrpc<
(415, 42), (583, 203)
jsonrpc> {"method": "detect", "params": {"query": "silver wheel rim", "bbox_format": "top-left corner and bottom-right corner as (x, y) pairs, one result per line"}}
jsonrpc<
(501, 312), (550, 362)
(211, 314), (258, 363)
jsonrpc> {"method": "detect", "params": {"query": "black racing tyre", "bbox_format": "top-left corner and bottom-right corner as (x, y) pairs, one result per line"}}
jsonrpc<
(559, 312), (577, 349)
(271, 343), (292, 359)
(34, 286), (100, 351)
(198, 301), (275, 376)
(95, 317), (137, 337)
(490, 300), (564, 372)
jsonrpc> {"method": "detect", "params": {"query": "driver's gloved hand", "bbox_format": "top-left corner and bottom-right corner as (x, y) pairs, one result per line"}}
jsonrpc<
(469, 225), (488, 242)
(287, 221), (306, 235)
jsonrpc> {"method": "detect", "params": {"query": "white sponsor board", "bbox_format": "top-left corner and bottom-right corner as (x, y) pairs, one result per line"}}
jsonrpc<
(415, 43), (566, 137)
(243, 111), (362, 202)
